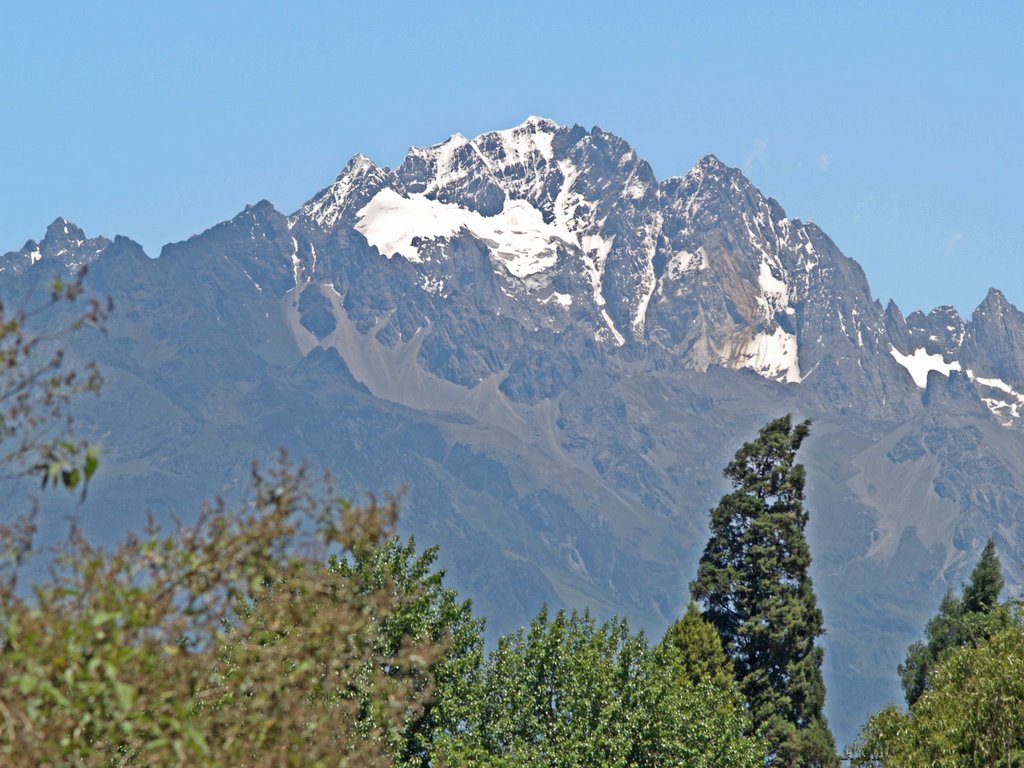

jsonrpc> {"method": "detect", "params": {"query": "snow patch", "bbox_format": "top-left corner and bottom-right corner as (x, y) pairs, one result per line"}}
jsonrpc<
(735, 326), (801, 383)
(890, 346), (961, 389)
(289, 236), (301, 285)
(597, 310), (625, 346)
(666, 248), (709, 278)
(552, 161), (617, 309)
(490, 116), (556, 162)
(757, 260), (790, 312)
(975, 375), (1016, 394)
(241, 268), (262, 294)
(966, 373), (1024, 426)
(624, 180), (647, 200)
(412, 133), (496, 198)
(579, 233), (615, 302)
(632, 214), (662, 336)
(421, 275), (445, 295)
(544, 292), (573, 308)
(981, 398), (1020, 425)
(355, 188), (568, 277)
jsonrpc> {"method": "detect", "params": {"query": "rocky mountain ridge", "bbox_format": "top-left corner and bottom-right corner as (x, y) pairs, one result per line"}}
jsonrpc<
(242, 115), (1024, 425)
(4, 117), (1024, 745)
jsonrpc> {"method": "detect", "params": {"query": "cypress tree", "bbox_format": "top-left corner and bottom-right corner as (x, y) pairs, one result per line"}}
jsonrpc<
(690, 415), (837, 767)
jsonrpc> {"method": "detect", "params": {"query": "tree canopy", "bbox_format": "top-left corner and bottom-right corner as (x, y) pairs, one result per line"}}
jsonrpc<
(898, 538), (1013, 706)
(429, 606), (766, 768)
(330, 534), (485, 767)
(0, 461), (446, 765)
(853, 625), (1024, 767)
(660, 600), (734, 691)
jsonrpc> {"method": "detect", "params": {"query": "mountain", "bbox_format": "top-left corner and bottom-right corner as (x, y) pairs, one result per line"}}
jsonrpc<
(4, 117), (1023, 745)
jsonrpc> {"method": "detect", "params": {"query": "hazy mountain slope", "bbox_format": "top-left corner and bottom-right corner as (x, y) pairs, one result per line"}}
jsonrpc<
(5, 117), (1023, 745)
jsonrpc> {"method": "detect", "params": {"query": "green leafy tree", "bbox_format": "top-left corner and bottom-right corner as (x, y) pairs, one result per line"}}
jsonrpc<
(898, 538), (1014, 705)
(853, 625), (1024, 767)
(690, 415), (838, 767)
(0, 461), (446, 766)
(330, 535), (486, 766)
(432, 606), (766, 768)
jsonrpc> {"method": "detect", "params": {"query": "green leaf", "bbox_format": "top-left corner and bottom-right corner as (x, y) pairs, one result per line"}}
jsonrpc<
(84, 445), (99, 481)
(115, 681), (136, 711)
(17, 674), (38, 695)
(62, 466), (80, 490)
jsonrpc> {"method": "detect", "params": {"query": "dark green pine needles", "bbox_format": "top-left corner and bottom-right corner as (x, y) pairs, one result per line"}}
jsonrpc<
(691, 415), (838, 768)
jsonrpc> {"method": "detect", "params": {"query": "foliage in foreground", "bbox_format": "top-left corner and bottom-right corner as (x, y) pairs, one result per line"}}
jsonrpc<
(331, 535), (485, 767)
(851, 541), (1024, 766)
(263, 524), (767, 766)
(430, 607), (766, 768)
(852, 625), (1024, 767)
(0, 459), (767, 767)
(898, 537), (1013, 706)
(0, 268), (109, 497)
(0, 462), (443, 766)
(0, 270), (110, 604)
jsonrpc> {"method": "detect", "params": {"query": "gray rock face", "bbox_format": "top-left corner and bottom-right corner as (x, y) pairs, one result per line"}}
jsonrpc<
(397, 134), (507, 216)
(961, 289), (1024, 388)
(287, 120), (927, 418)
(0, 217), (110, 275)
(906, 305), (965, 360)
(649, 155), (911, 419)
(298, 284), (337, 339)
(6, 117), (1024, 747)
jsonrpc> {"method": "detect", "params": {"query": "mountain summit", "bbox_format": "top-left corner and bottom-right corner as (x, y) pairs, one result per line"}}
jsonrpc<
(272, 117), (1008, 423)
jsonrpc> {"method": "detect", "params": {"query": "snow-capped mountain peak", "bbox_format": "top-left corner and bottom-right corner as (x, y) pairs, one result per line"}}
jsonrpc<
(688, 152), (729, 177)
(0, 217), (110, 275)
(301, 153), (395, 231)
(297, 120), (869, 379)
(482, 115), (558, 164)
(282, 118), (1024, 414)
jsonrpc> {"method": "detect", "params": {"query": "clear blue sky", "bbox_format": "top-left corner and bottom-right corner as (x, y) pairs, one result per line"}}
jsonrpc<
(2, 1), (1021, 316)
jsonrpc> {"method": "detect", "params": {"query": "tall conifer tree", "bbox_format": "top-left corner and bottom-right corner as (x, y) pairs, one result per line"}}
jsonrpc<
(899, 537), (1012, 705)
(690, 415), (837, 767)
